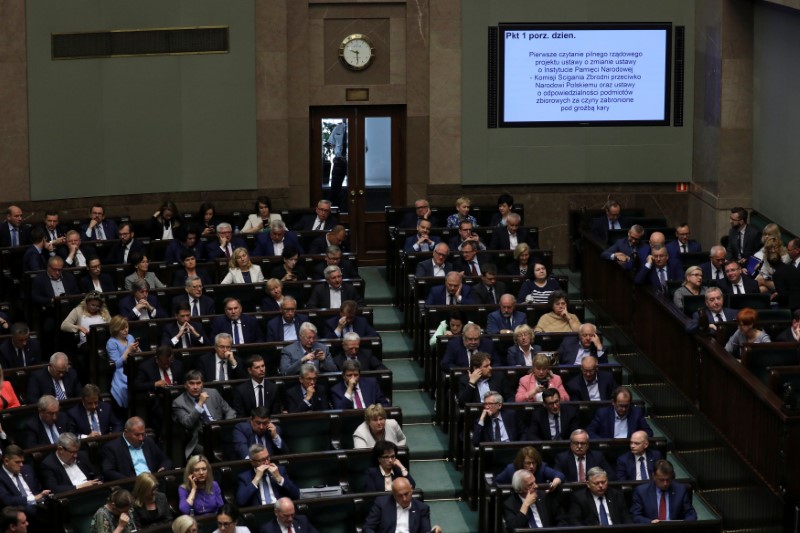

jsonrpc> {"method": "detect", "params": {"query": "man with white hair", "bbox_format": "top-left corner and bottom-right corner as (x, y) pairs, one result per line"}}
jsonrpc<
(279, 322), (337, 375)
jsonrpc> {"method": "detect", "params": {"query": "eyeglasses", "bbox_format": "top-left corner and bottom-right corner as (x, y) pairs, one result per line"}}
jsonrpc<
(379, 455), (396, 461)
(217, 521), (234, 528)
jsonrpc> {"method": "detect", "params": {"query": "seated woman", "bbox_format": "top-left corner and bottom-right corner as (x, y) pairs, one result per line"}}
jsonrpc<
(446, 196), (479, 228)
(61, 291), (112, 350)
(518, 263), (561, 304)
(172, 515), (199, 533)
(429, 311), (468, 352)
(90, 487), (138, 533)
(515, 354), (570, 403)
(754, 234), (789, 294)
(106, 315), (140, 413)
(270, 246), (308, 282)
(489, 193), (514, 227)
(261, 278), (286, 311)
(353, 404), (407, 449)
(241, 195), (282, 234)
(178, 455), (224, 516)
(725, 307), (771, 358)
(0, 366), (21, 410)
(165, 225), (203, 265)
(131, 472), (172, 529)
(198, 202), (219, 238)
(362, 440), (415, 492)
(124, 252), (166, 291)
(494, 446), (565, 491)
(506, 324), (541, 367)
(148, 200), (181, 240)
(673, 265), (706, 312)
(212, 503), (250, 533)
(505, 242), (535, 277)
(172, 249), (213, 287)
(533, 290), (581, 333)
(221, 247), (264, 284)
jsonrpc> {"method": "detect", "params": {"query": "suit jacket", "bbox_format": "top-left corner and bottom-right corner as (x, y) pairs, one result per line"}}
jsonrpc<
(472, 409), (529, 446)
(172, 268), (213, 288)
(105, 238), (146, 265)
(282, 382), (331, 413)
(101, 434), (173, 481)
(311, 259), (356, 281)
(161, 320), (209, 348)
(81, 219), (118, 241)
(330, 377), (388, 409)
(261, 515), (318, 533)
(714, 275), (760, 295)
(634, 262), (685, 292)
(333, 350), (388, 371)
(0, 338), (42, 369)
(666, 239), (702, 257)
(19, 413), (73, 450)
(503, 490), (560, 531)
(306, 282), (364, 309)
(425, 284), (473, 306)
(79, 273), (117, 293)
(565, 371), (616, 402)
(403, 234), (441, 253)
(236, 466), (300, 507)
(231, 420), (289, 460)
(0, 223), (31, 247)
(172, 389), (237, 458)
(615, 449), (664, 482)
(323, 315), (378, 339)
(631, 480), (697, 523)
(398, 212), (441, 229)
(414, 259), (453, 278)
(590, 216), (630, 242)
(489, 227), (538, 251)
(171, 293), (216, 316)
(486, 310), (527, 335)
(773, 262), (800, 311)
(529, 404), (580, 441)
(700, 261), (726, 285)
(685, 307), (738, 333)
(362, 466), (416, 493)
(506, 345), (543, 367)
(30, 271), (81, 306)
(210, 314), (264, 344)
(232, 379), (280, 417)
(40, 450), (97, 493)
(294, 214), (338, 232)
(22, 245), (47, 273)
(557, 336), (610, 365)
(205, 237), (247, 261)
(280, 341), (337, 376)
(363, 495), (431, 533)
(253, 232), (305, 256)
(587, 405), (653, 439)
(601, 237), (649, 271)
(567, 486), (632, 525)
(117, 294), (168, 321)
(471, 281), (508, 305)
(0, 464), (41, 511)
(440, 337), (498, 372)
(308, 235), (348, 255)
(727, 224), (761, 260)
(165, 241), (204, 264)
(197, 352), (246, 383)
(456, 372), (513, 407)
(265, 315), (309, 342)
(26, 367), (82, 404)
(554, 449), (616, 482)
(133, 357), (185, 393)
(67, 401), (122, 437)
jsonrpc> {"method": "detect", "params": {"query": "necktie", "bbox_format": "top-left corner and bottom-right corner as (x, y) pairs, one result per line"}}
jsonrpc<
(50, 230), (56, 241)
(218, 360), (226, 381)
(257, 384), (264, 407)
(15, 475), (25, 497)
(91, 412), (101, 433)
(287, 525), (294, 533)
(191, 300), (199, 317)
(715, 313), (723, 323)
(716, 270), (722, 280)
(54, 380), (67, 400)
(97, 224), (106, 240)
(232, 321), (240, 344)
(488, 287), (495, 304)
(225, 245), (231, 258)
(739, 232), (744, 257)
(681, 244), (687, 253)
(578, 457), (585, 482)
(182, 334), (189, 349)
(10, 228), (18, 247)
(313, 221), (322, 231)
(471, 261), (478, 276)
(49, 424), (59, 443)
(197, 399), (212, 423)
(527, 506), (539, 528)
(163, 370), (172, 385)
(354, 387), (363, 409)
(261, 479), (272, 504)
(494, 418), (502, 442)
(598, 496), (610, 525)
(553, 414), (560, 439)
(734, 284), (741, 294)
(658, 490), (667, 520)
(658, 268), (667, 288)
(505, 316), (512, 330)
(638, 456), (648, 480)
(449, 295), (455, 305)
(17, 348), (25, 367)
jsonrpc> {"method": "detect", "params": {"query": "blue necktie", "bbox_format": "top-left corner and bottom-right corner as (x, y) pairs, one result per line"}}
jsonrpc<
(91, 412), (100, 433)
(54, 380), (67, 400)
(232, 321), (240, 344)
(598, 496), (609, 525)
(638, 456), (648, 480)
(15, 475), (25, 497)
(11, 228), (18, 247)
(527, 506), (539, 528)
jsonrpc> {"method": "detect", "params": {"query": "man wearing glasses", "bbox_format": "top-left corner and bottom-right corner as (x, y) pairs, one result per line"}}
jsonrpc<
(554, 429), (616, 482)
(294, 200), (338, 231)
(39, 432), (101, 492)
(601, 224), (647, 271)
(415, 242), (452, 278)
(235, 444), (299, 508)
(399, 198), (440, 229)
(529, 388), (580, 441)
(472, 391), (528, 445)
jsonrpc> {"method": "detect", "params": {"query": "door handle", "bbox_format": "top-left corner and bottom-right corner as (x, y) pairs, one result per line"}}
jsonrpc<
(358, 190), (364, 196)
(350, 190), (356, 197)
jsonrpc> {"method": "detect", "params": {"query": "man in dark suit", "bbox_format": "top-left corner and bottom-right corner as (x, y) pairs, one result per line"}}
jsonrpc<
(40, 432), (102, 493)
(80, 204), (118, 241)
(503, 469), (562, 531)
(448, 220), (487, 253)
(634, 244), (684, 294)
(58, 230), (95, 268)
(306, 265), (364, 308)
(20, 395), (73, 449)
(529, 388), (580, 441)
(253, 219), (305, 256)
(198, 333), (245, 383)
(727, 206), (761, 262)
(133, 345), (185, 395)
(236, 444), (300, 507)
(308, 225), (348, 255)
(231, 407), (289, 460)
(616, 430), (664, 481)
(39, 210), (67, 244)
(0, 446), (49, 517)
(565, 355), (616, 402)
(79, 256), (117, 293)
(210, 297), (263, 344)
(685, 286), (739, 333)
(0, 206), (31, 247)
(323, 299), (378, 339)
(489, 212), (538, 250)
(567, 466), (632, 525)
(261, 497), (319, 533)
(0, 323), (42, 369)
(715, 259), (760, 295)
(279, 322), (337, 376)
(398, 199), (440, 229)
(557, 323), (609, 365)
(105, 222), (146, 265)
(21, 228), (47, 273)
(451, 241), (489, 276)
(700, 245), (729, 285)
(162, 302), (208, 349)
(172, 275), (215, 317)
(266, 296), (308, 342)
(600, 224), (647, 271)
(363, 478), (441, 533)
(456, 352), (513, 407)
(205, 222), (247, 260)
(587, 386), (653, 439)
(172, 369), (237, 458)
(67, 384), (122, 438)
(403, 218), (440, 252)
(631, 459), (697, 523)
(486, 294), (527, 335)
(282, 364), (331, 413)
(30, 256), (81, 308)
(440, 323), (498, 372)
(101, 416), (172, 480)
(26, 352), (82, 404)
(773, 241), (800, 311)
(117, 279), (168, 321)
(330, 359), (389, 409)
(554, 429), (615, 482)
(470, 264), (506, 305)
(333, 332), (387, 370)
(472, 391), (528, 445)
(666, 223), (702, 257)
(293, 200), (338, 231)
(425, 271), (473, 306)
(415, 242), (452, 279)
(311, 245), (356, 280)
(589, 200), (628, 242)
(232, 355), (280, 417)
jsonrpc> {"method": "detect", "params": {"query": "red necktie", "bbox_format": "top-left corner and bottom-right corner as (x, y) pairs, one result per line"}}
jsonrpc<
(163, 370), (171, 385)
(354, 388), (363, 408)
(578, 457), (585, 482)
(658, 491), (667, 520)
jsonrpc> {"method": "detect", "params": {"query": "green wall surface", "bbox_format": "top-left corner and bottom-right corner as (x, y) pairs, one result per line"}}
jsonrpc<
(27, 1), (256, 200)
(462, 0), (695, 185)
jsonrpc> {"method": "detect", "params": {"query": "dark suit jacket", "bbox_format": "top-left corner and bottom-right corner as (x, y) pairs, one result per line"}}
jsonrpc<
(362, 466), (416, 493)
(197, 352), (246, 382)
(231, 420), (289, 460)
(425, 284), (473, 306)
(330, 377), (388, 409)
(615, 449), (664, 482)
(441, 337), (498, 372)
(27, 367), (82, 404)
(294, 215), (338, 232)
(333, 350), (388, 371)
(727, 224), (761, 260)
(631, 480), (697, 523)
(589, 216), (630, 242)
(714, 275), (760, 295)
(39, 223), (68, 243)
(775, 327), (797, 342)
(700, 261), (726, 285)
(232, 379), (280, 417)
(105, 238), (146, 265)
(489, 227), (538, 251)
(235, 466), (300, 507)
(101, 435), (173, 481)
(471, 281), (508, 305)
(172, 268), (213, 288)
(171, 293), (215, 316)
(634, 262), (685, 292)
(282, 382), (330, 413)
(587, 405), (653, 439)
(363, 495), (431, 533)
(529, 404), (580, 441)
(165, 241), (204, 264)
(414, 259), (453, 278)
(308, 235), (348, 255)
(30, 271), (81, 306)
(456, 372), (513, 407)
(210, 314), (263, 344)
(253, 232), (305, 257)
(503, 490), (560, 531)
(20, 413), (73, 449)
(0, 465), (41, 511)
(472, 409), (529, 446)
(567, 486), (632, 525)
(685, 307), (738, 333)
(265, 315), (309, 342)
(601, 237), (648, 271)
(40, 450), (97, 493)
(117, 294), (168, 321)
(565, 371), (616, 402)
(403, 234), (441, 252)
(81, 219), (118, 241)
(22, 245), (47, 273)
(554, 450), (616, 483)
(398, 212), (441, 229)
(0, 338), (42, 369)
(557, 336), (610, 365)
(79, 273), (117, 293)
(666, 239), (702, 257)
(323, 315), (377, 339)
(133, 358), (185, 393)
(306, 282), (364, 308)
(261, 515), (318, 533)
(205, 237), (247, 261)
(161, 320), (208, 348)
(312, 259), (356, 281)
(67, 401), (122, 436)
(773, 262), (800, 311)
(0, 223), (31, 247)
(486, 310), (527, 335)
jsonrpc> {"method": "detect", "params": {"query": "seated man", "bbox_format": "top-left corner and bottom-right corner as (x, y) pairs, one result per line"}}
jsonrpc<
(132, 345), (184, 434)
(440, 323), (498, 372)
(279, 322), (337, 375)
(554, 429), (615, 482)
(600, 224), (647, 271)
(489, 212), (538, 250)
(118, 279), (168, 321)
(700, 244), (728, 284)
(775, 308), (800, 342)
(666, 223), (702, 256)
(22, 227), (47, 273)
(100, 416), (172, 480)
(0, 322), (42, 369)
(633, 244), (683, 294)
(333, 332), (388, 371)
(205, 222), (247, 261)
(472, 391), (528, 445)
(294, 199), (337, 231)
(161, 302), (208, 349)
(616, 430), (663, 482)
(470, 264), (506, 305)
(235, 444), (300, 507)
(79, 256), (117, 293)
(172, 369), (237, 458)
(66, 384), (122, 438)
(0, 445), (49, 517)
(565, 355), (616, 402)
(528, 388), (579, 441)
(587, 386), (653, 439)
(311, 244), (356, 280)
(262, 497), (320, 533)
(30, 256), (80, 309)
(425, 271), (473, 306)
(308, 224), (347, 255)
(198, 333), (246, 383)
(232, 407), (289, 460)
(451, 240), (488, 276)
(414, 242), (452, 278)
(306, 265), (364, 308)
(486, 294), (526, 335)
(232, 355), (280, 416)
(105, 222), (145, 265)
(80, 204), (117, 241)
(59, 230), (92, 268)
(403, 218), (440, 252)
(589, 200), (628, 242)
(27, 352), (81, 404)
(323, 299), (378, 339)
(503, 469), (563, 531)
(210, 297), (263, 344)
(40, 432), (101, 493)
(253, 219), (304, 257)
(557, 323), (610, 365)
(282, 363), (331, 413)
(20, 395), (72, 449)
(685, 286), (738, 333)
(362, 478), (441, 533)
(631, 459), (697, 523)
(448, 220), (486, 252)
(171, 275), (215, 317)
(456, 352), (513, 407)
(330, 359), (389, 410)
(266, 296), (309, 342)
(715, 259), (760, 295)
(566, 466), (632, 526)
(0, 205), (30, 247)
(398, 198), (440, 229)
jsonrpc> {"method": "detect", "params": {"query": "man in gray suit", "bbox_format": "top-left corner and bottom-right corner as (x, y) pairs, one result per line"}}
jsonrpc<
(279, 322), (338, 375)
(172, 369), (237, 458)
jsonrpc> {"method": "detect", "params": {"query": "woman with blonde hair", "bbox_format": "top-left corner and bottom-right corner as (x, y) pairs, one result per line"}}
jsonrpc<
(221, 247), (265, 285)
(261, 278), (286, 311)
(516, 354), (570, 403)
(506, 324), (540, 367)
(505, 242), (536, 277)
(446, 196), (479, 228)
(353, 404), (407, 449)
(672, 265), (706, 311)
(754, 234), (790, 293)
(132, 472), (172, 528)
(61, 291), (111, 347)
(178, 455), (223, 516)
(106, 315), (140, 411)
(172, 515), (199, 533)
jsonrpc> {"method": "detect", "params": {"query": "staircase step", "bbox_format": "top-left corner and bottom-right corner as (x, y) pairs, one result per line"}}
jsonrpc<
(634, 383), (694, 416)
(384, 358), (424, 390)
(427, 500), (478, 532)
(361, 266), (393, 304)
(674, 447), (762, 489)
(409, 459), (462, 499)
(698, 486), (785, 530)
(393, 390), (435, 423)
(373, 304), (405, 331)
(647, 413), (720, 449)
(379, 331), (414, 359)
(404, 423), (449, 460)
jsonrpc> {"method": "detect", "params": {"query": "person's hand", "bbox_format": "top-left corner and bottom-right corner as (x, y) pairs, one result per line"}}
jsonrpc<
(392, 458), (409, 476)
(266, 463), (283, 483)
(253, 464), (269, 482)
(444, 330), (453, 336)
(480, 407), (491, 421)
(267, 422), (278, 438)
(469, 367), (482, 385)
(225, 350), (236, 364)
(198, 391), (209, 406)
(34, 489), (52, 502)
(68, 242), (79, 254)
(188, 475), (197, 490)
(78, 479), (102, 489)
(186, 323), (200, 337)
(305, 383), (316, 401)
(523, 488), (538, 507)
(303, 351), (314, 363)
(88, 219), (98, 229)
(431, 525), (443, 533)
(155, 379), (167, 388)
(316, 349), (326, 361)
(591, 334), (603, 350)
(78, 326), (90, 335)
(337, 316), (348, 330)
(153, 210), (161, 218)
(219, 234), (229, 247)
(546, 477), (562, 493)
(346, 374), (358, 391)
(645, 254), (654, 266)
(117, 512), (130, 529)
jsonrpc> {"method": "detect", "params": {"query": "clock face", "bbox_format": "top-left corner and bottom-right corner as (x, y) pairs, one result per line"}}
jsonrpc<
(339, 34), (375, 71)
